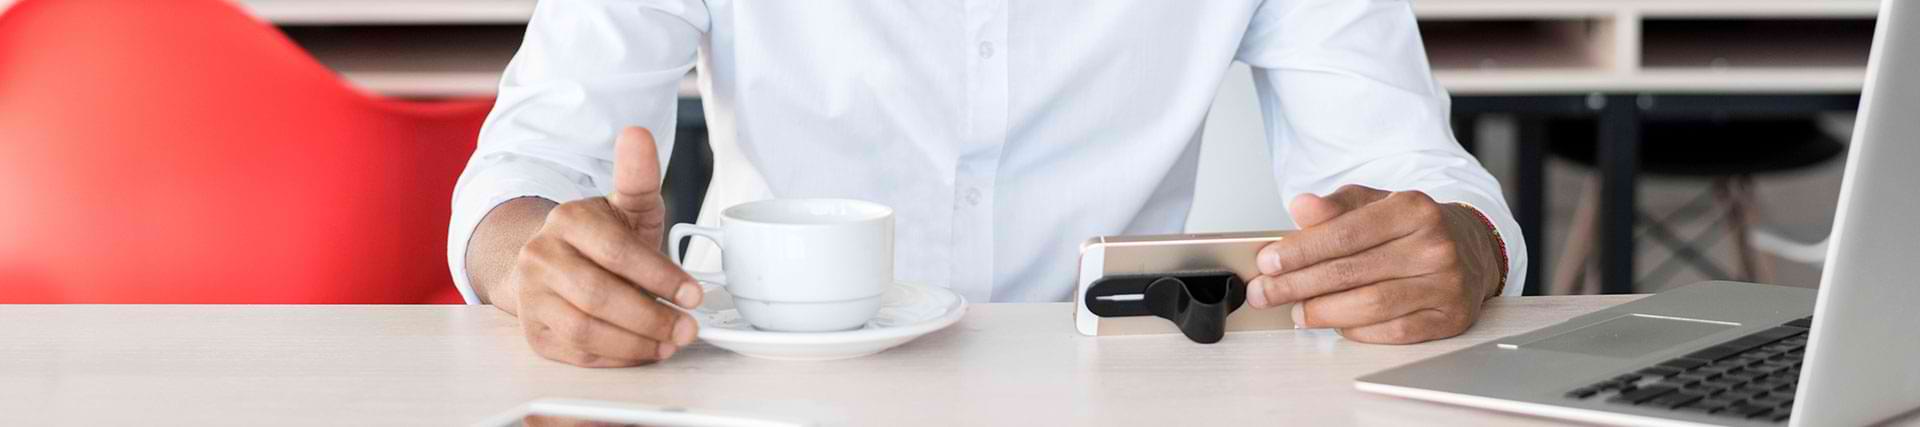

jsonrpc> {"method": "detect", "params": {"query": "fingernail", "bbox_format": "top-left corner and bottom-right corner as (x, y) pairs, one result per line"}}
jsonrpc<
(674, 282), (702, 307)
(1291, 304), (1306, 329)
(1246, 277), (1270, 308)
(657, 343), (679, 360)
(1258, 249), (1282, 275)
(673, 316), (698, 345)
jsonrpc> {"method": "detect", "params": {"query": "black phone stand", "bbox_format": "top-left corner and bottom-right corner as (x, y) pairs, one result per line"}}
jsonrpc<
(1083, 271), (1247, 344)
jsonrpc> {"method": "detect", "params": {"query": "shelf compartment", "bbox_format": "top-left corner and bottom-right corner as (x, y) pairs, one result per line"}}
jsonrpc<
(1641, 18), (1875, 70)
(279, 25), (525, 98)
(1421, 18), (1628, 73)
(241, 0), (535, 25)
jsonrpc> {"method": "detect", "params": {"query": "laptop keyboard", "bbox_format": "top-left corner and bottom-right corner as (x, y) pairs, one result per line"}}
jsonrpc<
(1563, 316), (1813, 423)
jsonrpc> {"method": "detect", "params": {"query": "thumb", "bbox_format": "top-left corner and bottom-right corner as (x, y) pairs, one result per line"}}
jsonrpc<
(608, 127), (667, 221)
(1289, 186), (1390, 228)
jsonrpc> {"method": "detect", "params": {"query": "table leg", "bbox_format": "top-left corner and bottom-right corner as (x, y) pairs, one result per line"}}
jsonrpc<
(1597, 96), (1641, 294)
(1516, 118), (1547, 296)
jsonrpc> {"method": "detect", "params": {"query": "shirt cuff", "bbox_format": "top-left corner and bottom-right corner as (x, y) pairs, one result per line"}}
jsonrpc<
(446, 159), (595, 305)
(1421, 190), (1528, 298)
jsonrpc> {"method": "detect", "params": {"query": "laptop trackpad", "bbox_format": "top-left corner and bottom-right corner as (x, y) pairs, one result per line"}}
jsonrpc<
(1518, 314), (1736, 359)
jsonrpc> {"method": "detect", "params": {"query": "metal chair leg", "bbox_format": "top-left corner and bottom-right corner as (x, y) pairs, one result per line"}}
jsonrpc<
(1725, 177), (1777, 283)
(1552, 176), (1603, 295)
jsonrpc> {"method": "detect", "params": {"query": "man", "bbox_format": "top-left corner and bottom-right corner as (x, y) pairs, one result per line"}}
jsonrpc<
(451, 0), (1526, 368)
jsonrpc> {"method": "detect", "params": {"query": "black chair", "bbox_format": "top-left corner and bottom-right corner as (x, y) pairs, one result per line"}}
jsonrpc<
(662, 99), (715, 255)
(1547, 117), (1846, 294)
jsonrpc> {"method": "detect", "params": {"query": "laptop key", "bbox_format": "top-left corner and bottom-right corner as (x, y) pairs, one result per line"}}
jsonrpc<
(1658, 380), (1697, 390)
(1608, 386), (1678, 405)
(1697, 397), (1741, 410)
(1726, 390), (1769, 402)
(1565, 387), (1600, 399)
(1699, 364), (1740, 374)
(1704, 378), (1745, 390)
(1638, 366), (1683, 378)
(1683, 383), (1725, 396)
(1724, 371), (1763, 382)
(1647, 391), (1706, 408)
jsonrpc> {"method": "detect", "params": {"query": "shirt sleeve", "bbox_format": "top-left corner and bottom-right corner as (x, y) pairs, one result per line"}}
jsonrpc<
(1234, 0), (1527, 297)
(447, 0), (709, 304)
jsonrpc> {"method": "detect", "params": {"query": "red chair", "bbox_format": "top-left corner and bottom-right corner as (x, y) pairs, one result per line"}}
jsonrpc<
(0, 0), (490, 303)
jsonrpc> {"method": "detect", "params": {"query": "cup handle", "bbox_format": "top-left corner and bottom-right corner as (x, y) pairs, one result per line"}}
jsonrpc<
(668, 223), (727, 286)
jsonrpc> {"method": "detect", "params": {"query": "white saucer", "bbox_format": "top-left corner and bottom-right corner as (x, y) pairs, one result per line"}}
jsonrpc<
(692, 282), (967, 361)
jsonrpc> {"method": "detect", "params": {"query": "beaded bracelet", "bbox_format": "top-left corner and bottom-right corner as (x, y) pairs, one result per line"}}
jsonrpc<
(1454, 203), (1510, 297)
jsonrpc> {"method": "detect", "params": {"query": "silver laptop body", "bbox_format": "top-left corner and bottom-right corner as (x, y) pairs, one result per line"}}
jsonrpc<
(1356, 1), (1920, 425)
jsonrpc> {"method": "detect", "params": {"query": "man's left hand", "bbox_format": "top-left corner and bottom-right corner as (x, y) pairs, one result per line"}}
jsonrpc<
(1247, 185), (1505, 344)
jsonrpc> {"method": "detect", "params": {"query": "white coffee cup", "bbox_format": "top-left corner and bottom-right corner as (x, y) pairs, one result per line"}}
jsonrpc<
(669, 198), (894, 332)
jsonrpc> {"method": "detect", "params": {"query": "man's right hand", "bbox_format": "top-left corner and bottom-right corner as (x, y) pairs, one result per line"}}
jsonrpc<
(485, 127), (703, 368)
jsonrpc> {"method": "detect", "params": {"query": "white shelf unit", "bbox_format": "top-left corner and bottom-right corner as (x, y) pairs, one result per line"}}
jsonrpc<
(1421, 3), (1877, 94)
(0, 0), (1877, 97)
(257, 4), (702, 99)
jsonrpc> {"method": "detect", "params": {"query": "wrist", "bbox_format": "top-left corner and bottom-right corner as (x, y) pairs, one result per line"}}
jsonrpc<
(1443, 203), (1508, 300)
(467, 197), (558, 306)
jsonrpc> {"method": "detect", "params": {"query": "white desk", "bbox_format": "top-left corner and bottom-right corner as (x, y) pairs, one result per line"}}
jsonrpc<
(4, 296), (1912, 426)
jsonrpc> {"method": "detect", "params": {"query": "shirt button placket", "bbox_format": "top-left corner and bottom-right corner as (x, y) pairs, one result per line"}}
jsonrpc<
(955, 0), (1008, 304)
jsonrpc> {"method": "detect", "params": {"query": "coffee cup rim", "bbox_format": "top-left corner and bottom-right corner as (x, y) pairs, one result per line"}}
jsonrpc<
(720, 198), (894, 227)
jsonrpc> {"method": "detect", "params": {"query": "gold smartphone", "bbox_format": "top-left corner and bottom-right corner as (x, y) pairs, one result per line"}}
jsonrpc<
(1074, 230), (1297, 336)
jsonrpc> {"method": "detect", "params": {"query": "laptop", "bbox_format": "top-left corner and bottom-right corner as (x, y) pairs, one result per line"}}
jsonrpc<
(1355, 2), (1920, 426)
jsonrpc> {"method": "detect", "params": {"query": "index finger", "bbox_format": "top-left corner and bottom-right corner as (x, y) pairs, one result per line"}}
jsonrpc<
(548, 201), (704, 308)
(1257, 195), (1423, 277)
(1289, 185), (1392, 228)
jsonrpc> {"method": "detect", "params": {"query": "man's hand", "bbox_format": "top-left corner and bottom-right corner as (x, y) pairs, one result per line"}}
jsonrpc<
(494, 127), (703, 367)
(1246, 185), (1504, 344)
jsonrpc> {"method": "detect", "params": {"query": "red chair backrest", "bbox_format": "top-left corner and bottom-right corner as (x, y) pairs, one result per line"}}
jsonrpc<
(0, 0), (490, 303)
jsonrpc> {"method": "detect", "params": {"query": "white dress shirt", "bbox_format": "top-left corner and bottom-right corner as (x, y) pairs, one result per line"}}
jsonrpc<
(448, 0), (1527, 304)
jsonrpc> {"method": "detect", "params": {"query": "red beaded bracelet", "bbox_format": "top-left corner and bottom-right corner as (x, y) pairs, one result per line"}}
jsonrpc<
(1454, 203), (1510, 297)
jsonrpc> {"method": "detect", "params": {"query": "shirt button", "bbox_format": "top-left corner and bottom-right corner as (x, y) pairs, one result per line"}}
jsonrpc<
(964, 188), (983, 206)
(977, 41), (995, 59)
